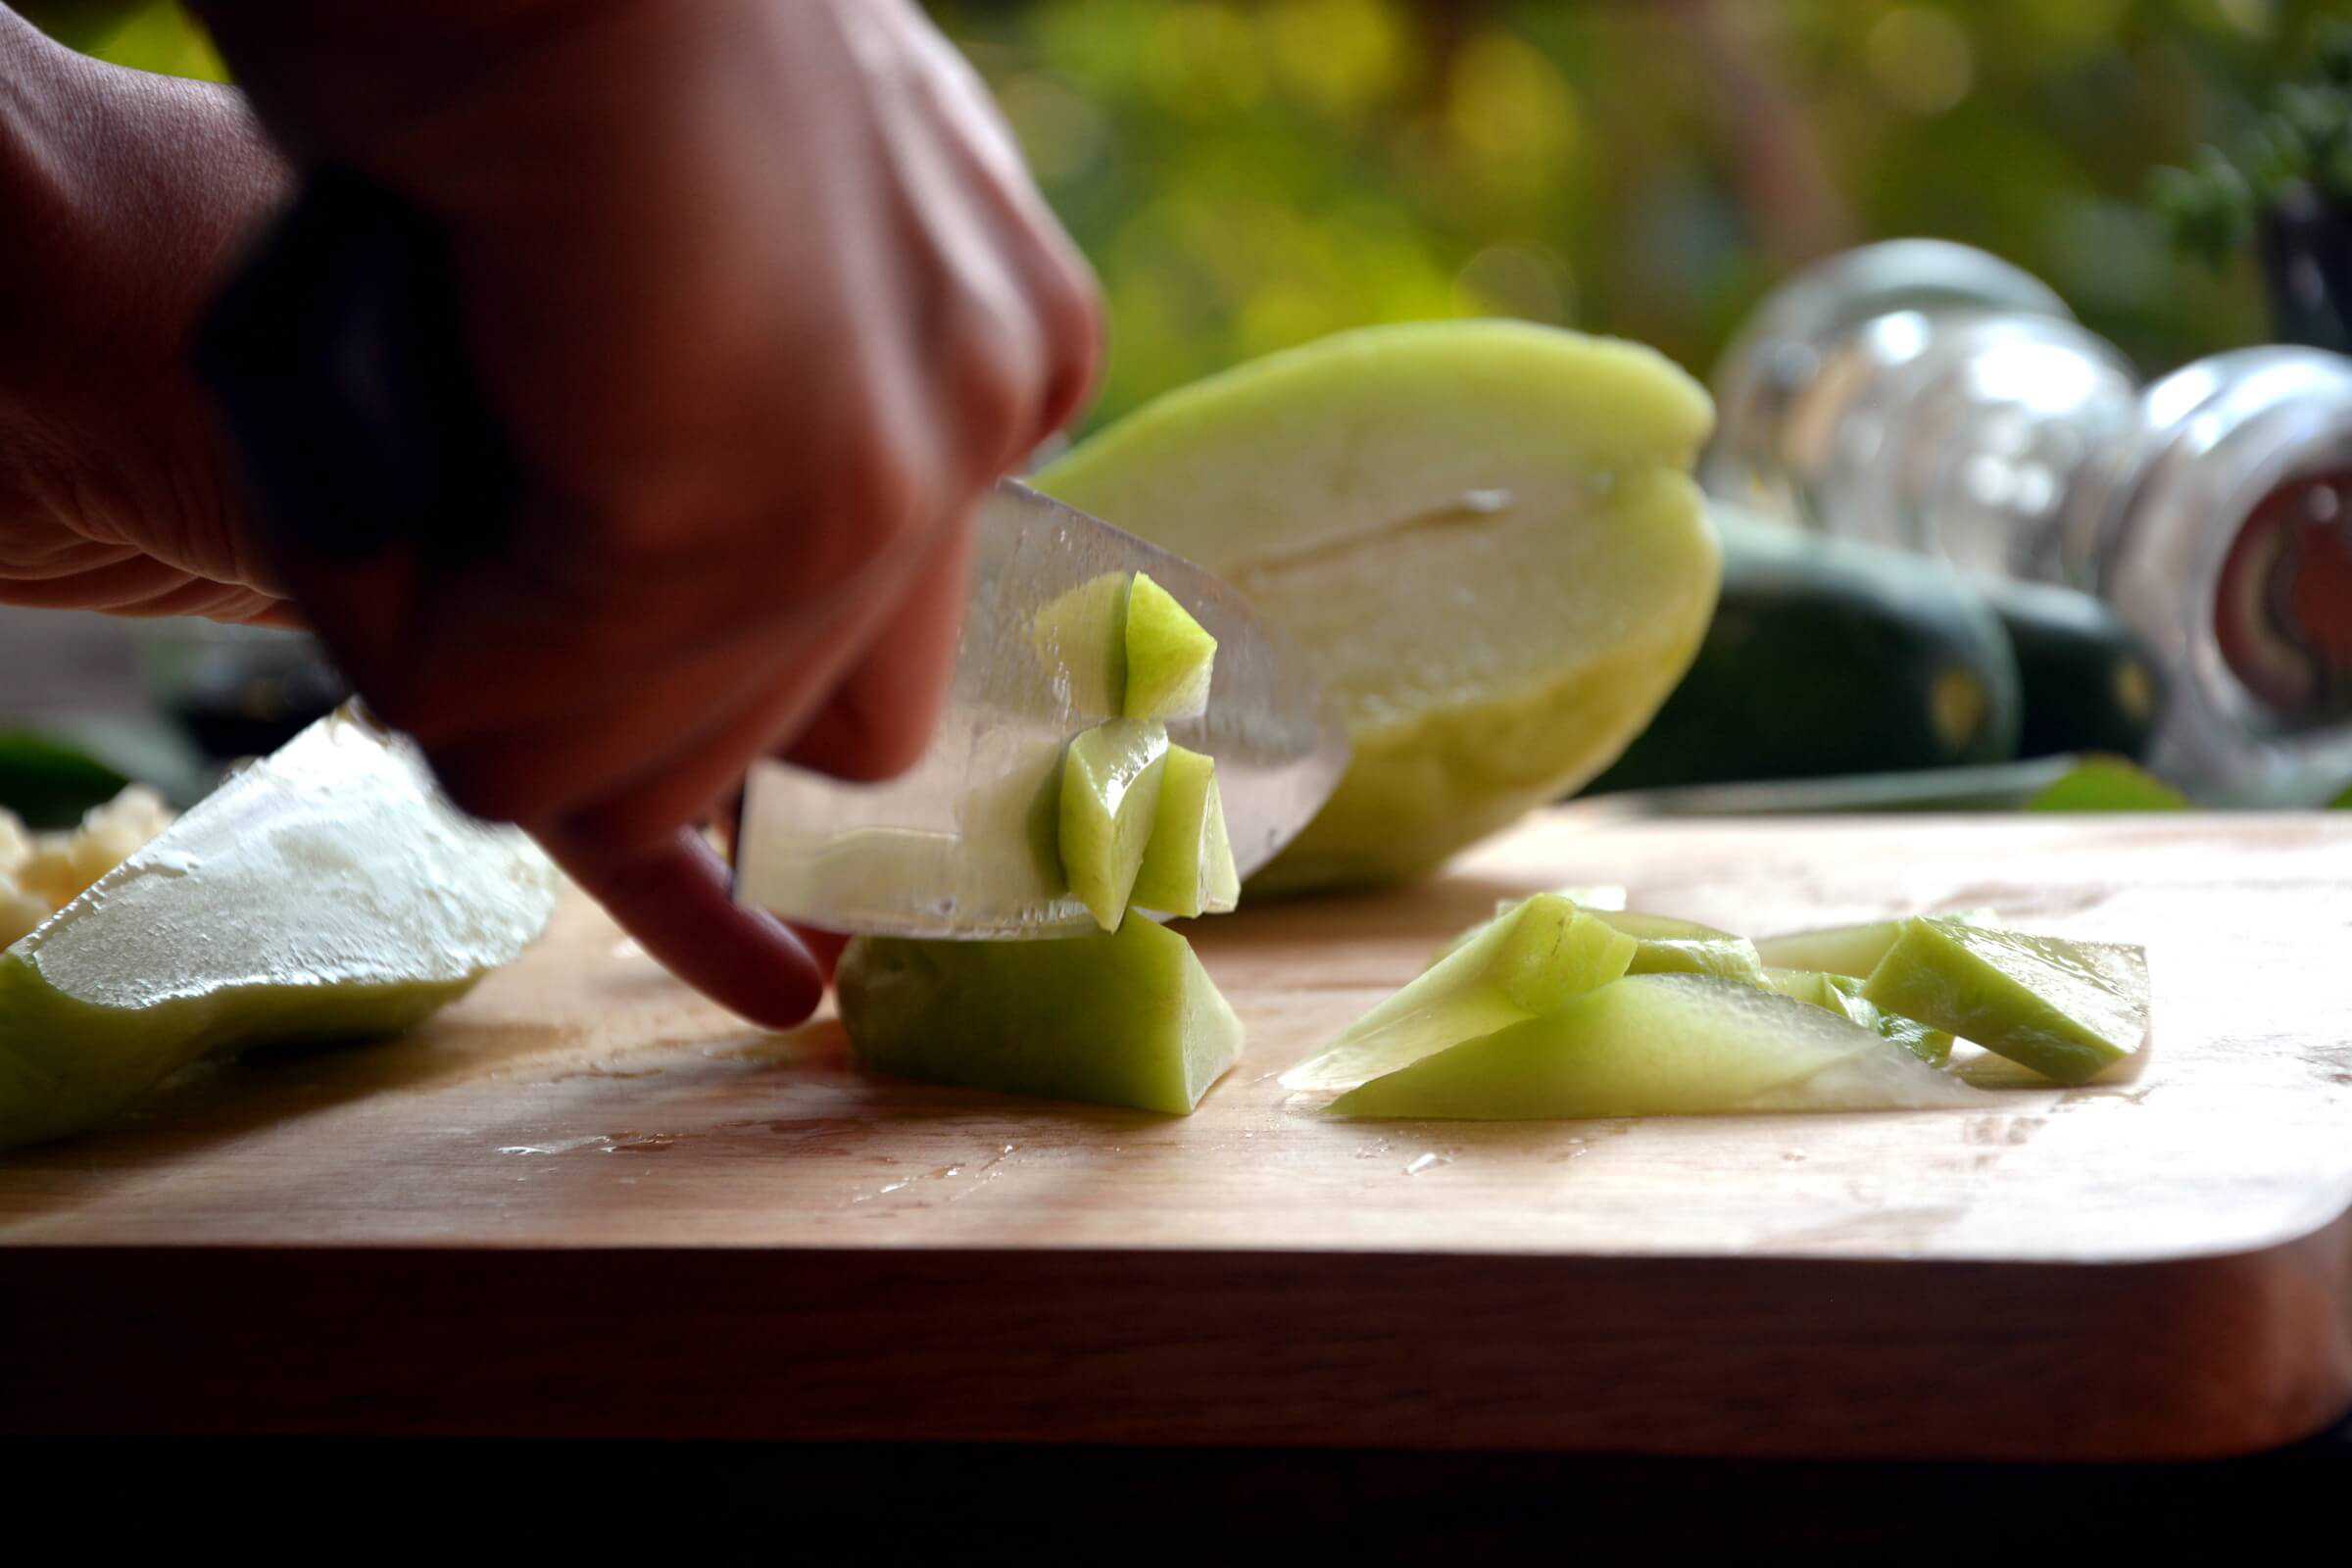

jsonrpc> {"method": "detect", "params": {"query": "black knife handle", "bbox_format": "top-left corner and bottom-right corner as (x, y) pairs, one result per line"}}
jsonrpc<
(194, 167), (520, 564)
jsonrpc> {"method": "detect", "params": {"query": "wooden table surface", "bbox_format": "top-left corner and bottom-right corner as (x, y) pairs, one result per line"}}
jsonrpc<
(5, 810), (2350, 1459)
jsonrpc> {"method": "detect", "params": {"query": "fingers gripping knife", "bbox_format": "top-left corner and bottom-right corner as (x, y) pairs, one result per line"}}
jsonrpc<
(193, 171), (1350, 936)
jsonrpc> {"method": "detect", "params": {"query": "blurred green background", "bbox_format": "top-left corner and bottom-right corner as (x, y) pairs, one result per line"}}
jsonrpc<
(24, 0), (2350, 430)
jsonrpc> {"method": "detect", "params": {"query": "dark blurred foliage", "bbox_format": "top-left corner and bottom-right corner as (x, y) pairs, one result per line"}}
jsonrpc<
(2147, 19), (2352, 347)
(25, 0), (2352, 428)
(2153, 21), (2352, 263)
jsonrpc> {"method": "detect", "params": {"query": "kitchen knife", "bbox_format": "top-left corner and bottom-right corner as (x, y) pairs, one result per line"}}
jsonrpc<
(194, 171), (1348, 941)
(733, 479), (1349, 938)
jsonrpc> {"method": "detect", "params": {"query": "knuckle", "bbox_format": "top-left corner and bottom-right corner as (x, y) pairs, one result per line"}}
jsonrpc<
(1023, 255), (1103, 434)
(1048, 259), (1105, 355)
(964, 350), (1031, 449)
(836, 423), (931, 547)
(950, 287), (1032, 392)
(793, 423), (935, 593)
(944, 291), (1045, 469)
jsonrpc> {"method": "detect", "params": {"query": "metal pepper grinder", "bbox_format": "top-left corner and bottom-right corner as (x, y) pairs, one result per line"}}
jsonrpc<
(1705, 238), (2352, 805)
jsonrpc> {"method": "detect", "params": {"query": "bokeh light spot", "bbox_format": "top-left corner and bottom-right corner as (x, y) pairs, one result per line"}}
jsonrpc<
(1866, 6), (1976, 118)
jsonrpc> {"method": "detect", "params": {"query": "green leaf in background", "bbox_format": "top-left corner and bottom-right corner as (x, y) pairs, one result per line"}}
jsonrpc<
(2331, 781), (2352, 808)
(2026, 757), (2190, 812)
(2150, 147), (2256, 270)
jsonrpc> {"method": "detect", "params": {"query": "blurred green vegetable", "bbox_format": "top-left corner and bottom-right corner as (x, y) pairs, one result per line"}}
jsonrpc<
(1981, 576), (2167, 762)
(17, 0), (223, 77)
(0, 720), (214, 829)
(1585, 516), (2021, 797)
(0, 733), (129, 830)
(2026, 758), (2189, 812)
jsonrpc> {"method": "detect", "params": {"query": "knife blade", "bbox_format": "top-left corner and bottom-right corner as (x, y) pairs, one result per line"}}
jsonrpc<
(732, 479), (1348, 938)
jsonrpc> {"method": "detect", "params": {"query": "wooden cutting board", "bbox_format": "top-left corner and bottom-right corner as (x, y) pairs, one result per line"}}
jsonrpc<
(5, 810), (2349, 1459)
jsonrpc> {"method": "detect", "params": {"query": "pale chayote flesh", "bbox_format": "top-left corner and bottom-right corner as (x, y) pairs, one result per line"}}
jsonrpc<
(0, 711), (560, 1149)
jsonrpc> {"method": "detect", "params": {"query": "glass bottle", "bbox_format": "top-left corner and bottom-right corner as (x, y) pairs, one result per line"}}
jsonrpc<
(1706, 239), (2352, 804)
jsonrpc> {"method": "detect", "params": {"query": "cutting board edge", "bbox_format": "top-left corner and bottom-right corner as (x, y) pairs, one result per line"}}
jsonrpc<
(9, 1215), (2348, 1460)
(12, 1191), (2352, 1269)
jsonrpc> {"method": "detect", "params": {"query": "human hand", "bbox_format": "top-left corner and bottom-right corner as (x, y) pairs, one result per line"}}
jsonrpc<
(146, 1), (1097, 1024)
(0, 14), (291, 624)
